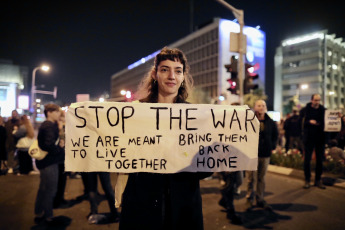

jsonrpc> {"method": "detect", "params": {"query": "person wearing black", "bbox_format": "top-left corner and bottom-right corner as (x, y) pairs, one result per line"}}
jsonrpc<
(4, 110), (20, 173)
(284, 109), (303, 152)
(119, 47), (212, 230)
(34, 104), (65, 226)
(245, 99), (278, 211)
(0, 116), (7, 174)
(86, 172), (119, 223)
(300, 94), (326, 189)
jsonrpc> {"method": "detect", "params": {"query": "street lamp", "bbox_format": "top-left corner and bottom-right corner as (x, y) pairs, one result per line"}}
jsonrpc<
(31, 65), (50, 111)
(31, 65), (50, 123)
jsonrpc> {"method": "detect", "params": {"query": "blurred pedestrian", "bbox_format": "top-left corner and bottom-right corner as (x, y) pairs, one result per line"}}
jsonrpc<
(0, 116), (8, 174)
(53, 109), (69, 208)
(284, 109), (303, 153)
(300, 94), (326, 189)
(4, 110), (20, 174)
(34, 103), (65, 226)
(119, 47), (213, 230)
(245, 99), (278, 211)
(217, 102), (242, 224)
(218, 171), (243, 224)
(86, 172), (119, 224)
(13, 115), (35, 175)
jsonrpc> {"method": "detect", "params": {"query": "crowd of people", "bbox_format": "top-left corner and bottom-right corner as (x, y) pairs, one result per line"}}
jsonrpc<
(1, 47), (345, 229)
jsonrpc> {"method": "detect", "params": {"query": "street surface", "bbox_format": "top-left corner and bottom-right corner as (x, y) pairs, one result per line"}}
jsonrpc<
(0, 170), (344, 230)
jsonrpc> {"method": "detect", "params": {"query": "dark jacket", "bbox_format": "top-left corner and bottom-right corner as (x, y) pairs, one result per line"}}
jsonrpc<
(283, 114), (301, 137)
(36, 120), (64, 169)
(300, 102), (325, 142)
(258, 113), (278, 158)
(119, 98), (213, 230)
(120, 172), (212, 230)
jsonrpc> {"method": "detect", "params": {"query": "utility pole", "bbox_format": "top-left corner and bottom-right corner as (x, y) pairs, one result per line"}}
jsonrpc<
(215, 0), (245, 105)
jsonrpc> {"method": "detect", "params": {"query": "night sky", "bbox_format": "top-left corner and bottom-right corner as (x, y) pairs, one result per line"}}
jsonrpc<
(1, 0), (344, 108)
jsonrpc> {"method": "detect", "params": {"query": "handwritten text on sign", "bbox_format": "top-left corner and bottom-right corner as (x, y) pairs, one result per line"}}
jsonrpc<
(324, 110), (341, 132)
(65, 102), (259, 173)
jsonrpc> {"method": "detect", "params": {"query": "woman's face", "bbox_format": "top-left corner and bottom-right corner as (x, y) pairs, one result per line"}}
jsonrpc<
(153, 59), (184, 99)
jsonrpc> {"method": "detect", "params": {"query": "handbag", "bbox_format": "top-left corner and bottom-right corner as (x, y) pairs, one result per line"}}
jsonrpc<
(28, 139), (48, 160)
(16, 136), (34, 149)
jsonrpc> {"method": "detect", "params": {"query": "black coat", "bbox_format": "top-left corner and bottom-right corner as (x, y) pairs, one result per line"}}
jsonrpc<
(258, 113), (278, 158)
(300, 102), (326, 142)
(119, 98), (212, 230)
(119, 172), (212, 230)
(36, 120), (64, 169)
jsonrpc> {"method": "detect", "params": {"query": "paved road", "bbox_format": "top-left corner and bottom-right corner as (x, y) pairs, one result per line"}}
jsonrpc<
(0, 169), (345, 230)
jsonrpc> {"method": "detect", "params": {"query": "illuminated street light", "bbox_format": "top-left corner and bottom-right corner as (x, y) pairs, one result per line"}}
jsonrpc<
(301, 84), (309, 90)
(31, 65), (50, 125)
(31, 65), (50, 111)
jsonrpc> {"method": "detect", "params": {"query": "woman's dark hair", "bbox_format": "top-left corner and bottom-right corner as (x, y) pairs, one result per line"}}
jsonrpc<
(44, 103), (60, 118)
(136, 47), (193, 103)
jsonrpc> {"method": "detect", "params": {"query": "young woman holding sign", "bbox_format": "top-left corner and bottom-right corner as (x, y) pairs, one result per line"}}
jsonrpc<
(119, 47), (212, 230)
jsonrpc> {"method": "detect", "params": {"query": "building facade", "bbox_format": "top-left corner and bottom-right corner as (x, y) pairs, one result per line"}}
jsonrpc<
(274, 31), (345, 114)
(0, 59), (28, 117)
(110, 18), (266, 104)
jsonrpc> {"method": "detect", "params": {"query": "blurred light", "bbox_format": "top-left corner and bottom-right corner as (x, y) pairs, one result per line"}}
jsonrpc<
(332, 64), (338, 70)
(246, 51), (254, 62)
(128, 51), (160, 70)
(120, 90), (127, 95)
(255, 25), (260, 30)
(36, 98), (41, 103)
(41, 65), (50, 71)
(218, 95), (225, 101)
(18, 95), (29, 110)
(328, 51), (332, 56)
(99, 97), (105, 102)
(329, 91), (335, 95)
(248, 66), (254, 73)
(62, 106), (69, 112)
(282, 32), (324, 46)
(301, 84), (309, 90)
(125, 91), (132, 99)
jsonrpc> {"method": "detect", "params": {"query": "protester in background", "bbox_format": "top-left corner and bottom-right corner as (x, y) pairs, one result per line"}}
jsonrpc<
(34, 104), (65, 226)
(13, 115), (35, 175)
(53, 109), (69, 208)
(218, 102), (243, 225)
(86, 172), (119, 224)
(284, 109), (303, 153)
(5, 110), (20, 174)
(0, 116), (8, 174)
(119, 47), (213, 230)
(300, 94), (326, 189)
(245, 99), (278, 211)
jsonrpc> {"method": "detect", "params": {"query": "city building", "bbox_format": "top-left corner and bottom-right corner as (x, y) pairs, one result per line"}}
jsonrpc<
(110, 18), (266, 104)
(274, 30), (345, 114)
(0, 59), (29, 117)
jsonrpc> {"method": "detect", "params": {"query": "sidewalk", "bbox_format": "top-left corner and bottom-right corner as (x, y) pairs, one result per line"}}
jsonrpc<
(267, 164), (345, 189)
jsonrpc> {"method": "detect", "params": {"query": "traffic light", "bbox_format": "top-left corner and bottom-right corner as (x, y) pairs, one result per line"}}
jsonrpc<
(227, 78), (238, 94)
(224, 55), (238, 79)
(225, 56), (239, 94)
(244, 63), (259, 94)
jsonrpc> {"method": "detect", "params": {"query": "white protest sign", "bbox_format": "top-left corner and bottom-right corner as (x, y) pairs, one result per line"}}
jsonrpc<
(65, 102), (259, 173)
(324, 110), (341, 132)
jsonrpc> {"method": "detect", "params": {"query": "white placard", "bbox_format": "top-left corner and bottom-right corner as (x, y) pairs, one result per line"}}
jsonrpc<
(324, 110), (341, 132)
(65, 102), (259, 173)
